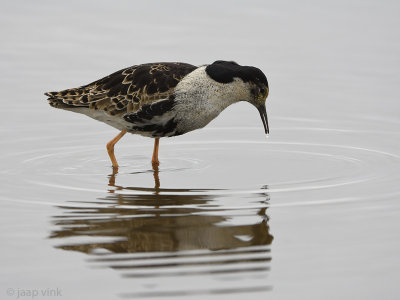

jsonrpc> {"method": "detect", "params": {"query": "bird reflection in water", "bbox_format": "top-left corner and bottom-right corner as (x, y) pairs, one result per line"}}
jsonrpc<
(50, 166), (273, 287)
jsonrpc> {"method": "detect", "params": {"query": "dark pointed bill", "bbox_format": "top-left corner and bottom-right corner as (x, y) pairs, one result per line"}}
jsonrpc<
(257, 104), (269, 135)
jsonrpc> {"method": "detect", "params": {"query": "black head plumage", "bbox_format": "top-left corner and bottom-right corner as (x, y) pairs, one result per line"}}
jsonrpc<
(205, 60), (268, 88)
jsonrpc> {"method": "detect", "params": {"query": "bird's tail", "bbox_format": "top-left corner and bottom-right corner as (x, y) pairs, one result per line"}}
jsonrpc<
(44, 88), (89, 109)
(45, 91), (70, 109)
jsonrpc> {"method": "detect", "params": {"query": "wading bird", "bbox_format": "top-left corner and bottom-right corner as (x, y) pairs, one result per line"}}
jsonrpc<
(45, 60), (269, 168)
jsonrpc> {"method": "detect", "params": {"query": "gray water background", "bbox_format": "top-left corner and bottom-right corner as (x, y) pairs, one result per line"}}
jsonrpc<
(1, 1), (399, 299)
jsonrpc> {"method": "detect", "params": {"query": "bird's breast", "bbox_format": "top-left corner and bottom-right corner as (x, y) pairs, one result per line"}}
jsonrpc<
(171, 96), (224, 134)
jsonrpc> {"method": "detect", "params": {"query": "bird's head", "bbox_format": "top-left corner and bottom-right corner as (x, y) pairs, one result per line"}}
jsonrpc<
(205, 60), (270, 134)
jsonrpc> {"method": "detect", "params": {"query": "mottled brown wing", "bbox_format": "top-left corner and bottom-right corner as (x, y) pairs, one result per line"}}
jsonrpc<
(45, 62), (197, 117)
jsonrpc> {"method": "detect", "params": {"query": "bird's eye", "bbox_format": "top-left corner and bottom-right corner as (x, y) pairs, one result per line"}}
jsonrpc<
(260, 88), (265, 95)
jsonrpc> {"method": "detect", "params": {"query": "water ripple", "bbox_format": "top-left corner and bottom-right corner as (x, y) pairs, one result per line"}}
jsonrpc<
(2, 124), (400, 297)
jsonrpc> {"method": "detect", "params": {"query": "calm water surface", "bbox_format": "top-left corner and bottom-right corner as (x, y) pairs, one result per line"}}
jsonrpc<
(1, 1), (400, 299)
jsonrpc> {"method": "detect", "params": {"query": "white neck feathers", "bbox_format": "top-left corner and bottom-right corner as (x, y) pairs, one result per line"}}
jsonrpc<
(172, 66), (250, 133)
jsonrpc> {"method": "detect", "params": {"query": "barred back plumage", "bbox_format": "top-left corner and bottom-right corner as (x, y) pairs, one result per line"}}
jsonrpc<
(45, 62), (196, 117)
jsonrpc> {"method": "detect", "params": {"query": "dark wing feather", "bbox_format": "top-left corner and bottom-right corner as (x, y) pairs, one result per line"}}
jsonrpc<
(45, 62), (197, 117)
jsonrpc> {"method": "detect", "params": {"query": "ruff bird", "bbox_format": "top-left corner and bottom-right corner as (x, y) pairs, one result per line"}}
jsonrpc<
(45, 60), (269, 168)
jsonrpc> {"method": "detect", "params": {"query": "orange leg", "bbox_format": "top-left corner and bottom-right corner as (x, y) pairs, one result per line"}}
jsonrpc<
(152, 138), (160, 166)
(153, 163), (160, 192)
(106, 130), (127, 168)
